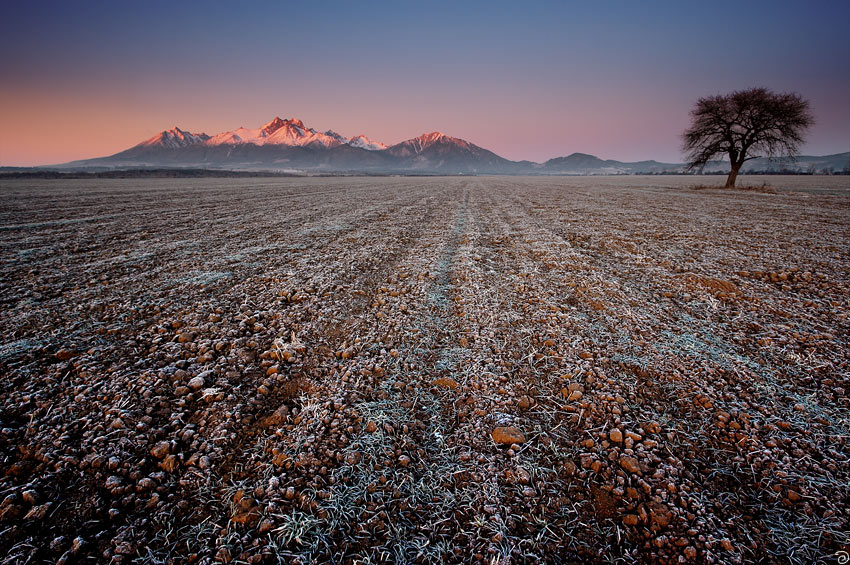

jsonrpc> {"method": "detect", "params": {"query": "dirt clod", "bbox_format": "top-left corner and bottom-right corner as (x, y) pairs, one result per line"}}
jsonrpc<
(492, 426), (526, 445)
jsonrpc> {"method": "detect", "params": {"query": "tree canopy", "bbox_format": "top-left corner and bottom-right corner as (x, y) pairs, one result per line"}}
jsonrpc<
(682, 88), (814, 187)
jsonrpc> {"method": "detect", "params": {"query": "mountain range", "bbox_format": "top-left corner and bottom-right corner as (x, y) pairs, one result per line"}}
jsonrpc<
(57, 117), (850, 175)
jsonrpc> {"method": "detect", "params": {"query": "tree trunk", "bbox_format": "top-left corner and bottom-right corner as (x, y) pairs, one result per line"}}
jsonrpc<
(725, 162), (742, 188)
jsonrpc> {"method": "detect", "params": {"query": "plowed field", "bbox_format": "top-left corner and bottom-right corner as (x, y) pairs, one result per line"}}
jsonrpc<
(1, 176), (848, 563)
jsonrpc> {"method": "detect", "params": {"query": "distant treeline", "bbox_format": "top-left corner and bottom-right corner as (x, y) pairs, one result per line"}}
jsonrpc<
(1, 168), (847, 179)
(0, 168), (303, 179)
(640, 169), (850, 176)
(693, 170), (850, 176)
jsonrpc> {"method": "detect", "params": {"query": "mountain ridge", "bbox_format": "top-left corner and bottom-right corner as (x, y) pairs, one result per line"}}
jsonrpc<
(58, 117), (850, 175)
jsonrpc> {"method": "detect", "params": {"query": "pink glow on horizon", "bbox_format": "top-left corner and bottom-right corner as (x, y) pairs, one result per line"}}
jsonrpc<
(1, 78), (847, 167)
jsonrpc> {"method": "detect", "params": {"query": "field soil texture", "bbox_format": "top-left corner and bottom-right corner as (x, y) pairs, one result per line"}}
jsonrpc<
(0, 175), (848, 563)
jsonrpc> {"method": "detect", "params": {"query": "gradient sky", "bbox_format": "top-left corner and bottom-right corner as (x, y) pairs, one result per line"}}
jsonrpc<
(2, 0), (849, 166)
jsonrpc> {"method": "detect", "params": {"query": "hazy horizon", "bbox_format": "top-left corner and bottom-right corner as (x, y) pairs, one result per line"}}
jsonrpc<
(2, 0), (849, 166)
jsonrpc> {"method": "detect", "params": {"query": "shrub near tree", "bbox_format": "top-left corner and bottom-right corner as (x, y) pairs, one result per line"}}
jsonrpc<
(682, 87), (814, 188)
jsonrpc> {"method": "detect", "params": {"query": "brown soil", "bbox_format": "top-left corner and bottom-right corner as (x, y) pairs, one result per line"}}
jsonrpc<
(0, 175), (847, 564)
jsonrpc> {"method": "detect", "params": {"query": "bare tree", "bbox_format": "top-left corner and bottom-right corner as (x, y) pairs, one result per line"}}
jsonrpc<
(682, 87), (814, 188)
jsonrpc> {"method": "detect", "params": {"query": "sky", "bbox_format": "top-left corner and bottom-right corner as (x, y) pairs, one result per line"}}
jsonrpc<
(1, 0), (849, 166)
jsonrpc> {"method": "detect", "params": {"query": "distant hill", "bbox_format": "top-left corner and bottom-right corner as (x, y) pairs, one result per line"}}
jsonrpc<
(705, 152), (850, 174)
(541, 153), (678, 175)
(383, 132), (519, 173)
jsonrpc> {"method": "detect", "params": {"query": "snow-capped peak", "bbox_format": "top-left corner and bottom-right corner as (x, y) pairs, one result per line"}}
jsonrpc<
(381, 130), (484, 159)
(135, 117), (395, 151)
(260, 117), (288, 136)
(206, 131), (243, 145)
(137, 127), (210, 149)
(201, 117), (346, 148)
(347, 134), (388, 151)
(405, 131), (468, 153)
(323, 130), (347, 144)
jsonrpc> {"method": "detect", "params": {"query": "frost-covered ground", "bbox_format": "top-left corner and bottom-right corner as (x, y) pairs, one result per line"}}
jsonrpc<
(0, 176), (848, 563)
